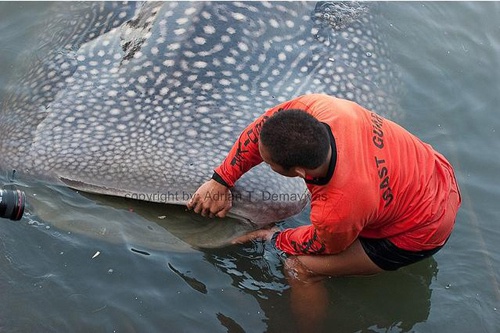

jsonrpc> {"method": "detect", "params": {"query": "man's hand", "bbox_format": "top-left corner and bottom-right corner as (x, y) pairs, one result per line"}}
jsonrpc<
(187, 179), (232, 218)
(231, 226), (279, 244)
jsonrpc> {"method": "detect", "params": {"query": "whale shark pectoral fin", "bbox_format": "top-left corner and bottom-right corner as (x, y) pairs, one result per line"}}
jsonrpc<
(57, 176), (198, 209)
(225, 212), (258, 228)
(59, 176), (124, 196)
(58, 176), (157, 204)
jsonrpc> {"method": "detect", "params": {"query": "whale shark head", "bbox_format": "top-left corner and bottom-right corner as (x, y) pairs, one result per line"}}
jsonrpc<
(0, 2), (398, 227)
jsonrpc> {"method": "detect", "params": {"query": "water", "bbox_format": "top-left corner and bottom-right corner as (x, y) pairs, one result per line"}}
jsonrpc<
(1, 2), (499, 332)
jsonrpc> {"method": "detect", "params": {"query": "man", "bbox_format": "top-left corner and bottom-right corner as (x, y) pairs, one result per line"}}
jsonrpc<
(187, 93), (461, 328)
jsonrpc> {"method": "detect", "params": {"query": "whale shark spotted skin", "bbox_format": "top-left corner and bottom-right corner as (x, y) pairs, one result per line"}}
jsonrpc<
(0, 2), (398, 226)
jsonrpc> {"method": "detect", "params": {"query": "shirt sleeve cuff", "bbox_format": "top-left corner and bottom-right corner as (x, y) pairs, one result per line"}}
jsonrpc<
(211, 171), (230, 188)
(271, 231), (287, 259)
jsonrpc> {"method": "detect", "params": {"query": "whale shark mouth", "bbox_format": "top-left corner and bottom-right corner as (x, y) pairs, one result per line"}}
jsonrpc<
(58, 175), (257, 227)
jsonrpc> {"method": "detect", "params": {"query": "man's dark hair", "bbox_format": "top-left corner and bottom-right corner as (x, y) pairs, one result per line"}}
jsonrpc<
(259, 109), (330, 170)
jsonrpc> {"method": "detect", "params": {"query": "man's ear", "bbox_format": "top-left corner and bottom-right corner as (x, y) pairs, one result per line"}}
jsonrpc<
(293, 167), (307, 179)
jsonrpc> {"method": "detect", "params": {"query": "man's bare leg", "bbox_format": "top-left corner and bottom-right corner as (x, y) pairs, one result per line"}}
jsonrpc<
(284, 239), (383, 332)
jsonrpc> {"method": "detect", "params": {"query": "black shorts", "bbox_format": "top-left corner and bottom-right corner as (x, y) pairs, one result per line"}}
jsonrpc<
(359, 237), (445, 271)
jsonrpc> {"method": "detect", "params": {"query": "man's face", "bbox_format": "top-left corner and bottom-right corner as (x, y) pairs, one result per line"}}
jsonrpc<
(258, 141), (300, 178)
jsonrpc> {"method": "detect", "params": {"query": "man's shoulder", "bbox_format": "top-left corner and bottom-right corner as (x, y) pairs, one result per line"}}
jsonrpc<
(294, 93), (335, 105)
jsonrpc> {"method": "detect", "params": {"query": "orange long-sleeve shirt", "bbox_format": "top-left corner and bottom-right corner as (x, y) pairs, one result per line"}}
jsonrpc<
(214, 94), (460, 254)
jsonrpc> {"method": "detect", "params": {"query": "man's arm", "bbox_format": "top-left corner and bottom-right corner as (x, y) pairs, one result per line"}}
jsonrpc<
(230, 222), (359, 256)
(187, 101), (293, 217)
(213, 106), (282, 187)
(274, 223), (359, 255)
(230, 196), (360, 255)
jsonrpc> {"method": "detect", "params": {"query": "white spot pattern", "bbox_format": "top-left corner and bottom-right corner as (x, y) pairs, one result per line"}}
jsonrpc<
(0, 1), (397, 225)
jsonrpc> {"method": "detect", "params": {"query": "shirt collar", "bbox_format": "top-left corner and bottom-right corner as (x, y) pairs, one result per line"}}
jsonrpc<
(304, 123), (337, 186)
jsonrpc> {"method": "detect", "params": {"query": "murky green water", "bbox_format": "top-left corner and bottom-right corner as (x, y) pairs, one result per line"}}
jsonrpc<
(1, 2), (499, 332)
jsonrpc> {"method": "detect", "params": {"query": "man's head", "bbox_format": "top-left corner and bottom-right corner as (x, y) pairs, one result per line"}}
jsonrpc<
(259, 109), (330, 177)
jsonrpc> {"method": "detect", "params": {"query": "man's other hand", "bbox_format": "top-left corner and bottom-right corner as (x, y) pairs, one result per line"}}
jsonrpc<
(231, 227), (279, 244)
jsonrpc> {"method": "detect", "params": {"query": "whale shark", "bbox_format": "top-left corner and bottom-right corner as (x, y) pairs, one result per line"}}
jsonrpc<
(0, 2), (398, 247)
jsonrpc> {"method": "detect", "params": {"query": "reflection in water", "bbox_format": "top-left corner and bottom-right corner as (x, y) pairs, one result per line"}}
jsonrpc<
(216, 312), (246, 333)
(208, 241), (289, 296)
(325, 258), (437, 332)
(203, 239), (438, 332)
(168, 262), (208, 294)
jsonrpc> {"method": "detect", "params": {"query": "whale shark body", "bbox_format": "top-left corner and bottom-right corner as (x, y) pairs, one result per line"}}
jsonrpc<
(0, 2), (398, 247)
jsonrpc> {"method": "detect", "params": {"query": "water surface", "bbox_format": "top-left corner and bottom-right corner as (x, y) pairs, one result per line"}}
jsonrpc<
(1, 2), (499, 332)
